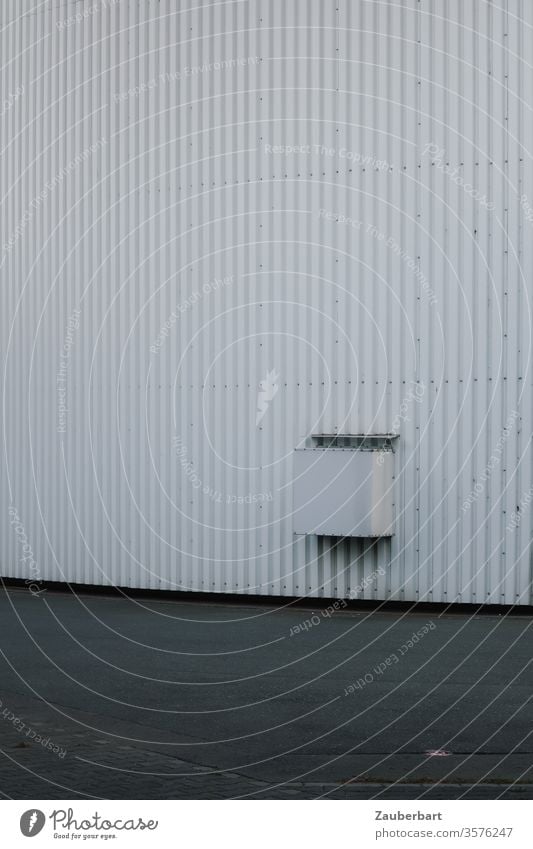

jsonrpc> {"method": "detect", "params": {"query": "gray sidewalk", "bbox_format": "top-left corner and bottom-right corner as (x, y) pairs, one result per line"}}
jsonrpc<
(0, 588), (531, 799)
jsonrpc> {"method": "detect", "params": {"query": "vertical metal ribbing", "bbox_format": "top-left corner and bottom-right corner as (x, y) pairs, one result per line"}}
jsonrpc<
(1, 1), (531, 605)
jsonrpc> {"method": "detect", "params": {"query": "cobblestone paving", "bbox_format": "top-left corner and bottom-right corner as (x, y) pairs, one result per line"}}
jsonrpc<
(1, 694), (531, 800)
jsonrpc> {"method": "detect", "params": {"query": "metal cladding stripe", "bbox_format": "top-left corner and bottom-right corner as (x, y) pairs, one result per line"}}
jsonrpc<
(1, 1), (532, 604)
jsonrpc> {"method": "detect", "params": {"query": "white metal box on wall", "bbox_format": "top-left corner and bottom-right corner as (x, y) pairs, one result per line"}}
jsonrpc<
(293, 448), (395, 537)
(1, 1), (532, 605)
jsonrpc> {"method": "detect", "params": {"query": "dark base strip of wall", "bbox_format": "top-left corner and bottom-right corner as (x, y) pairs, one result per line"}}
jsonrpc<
(1, 577), (531, 617)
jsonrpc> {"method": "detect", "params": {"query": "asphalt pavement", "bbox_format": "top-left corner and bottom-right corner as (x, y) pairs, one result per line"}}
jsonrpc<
(0, 587), (531, 799)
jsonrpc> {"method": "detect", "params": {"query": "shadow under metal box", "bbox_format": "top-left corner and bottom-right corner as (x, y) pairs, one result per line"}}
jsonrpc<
(293, 447), (395, 537)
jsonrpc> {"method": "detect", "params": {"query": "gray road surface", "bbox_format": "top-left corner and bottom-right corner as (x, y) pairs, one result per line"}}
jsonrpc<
(0, 588), (531, 799)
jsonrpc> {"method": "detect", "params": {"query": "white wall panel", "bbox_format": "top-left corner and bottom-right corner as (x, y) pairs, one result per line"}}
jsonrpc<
(1, 0), (532, 604)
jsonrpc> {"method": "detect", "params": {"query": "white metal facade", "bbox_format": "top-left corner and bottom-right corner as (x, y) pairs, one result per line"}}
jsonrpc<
(1, 1), (532, 604)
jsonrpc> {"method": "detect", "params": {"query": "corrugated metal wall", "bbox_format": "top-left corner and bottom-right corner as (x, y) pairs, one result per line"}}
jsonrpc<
(1, 0), (532, 604)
